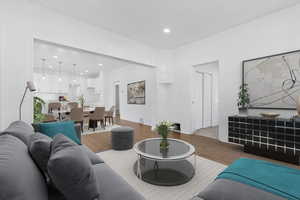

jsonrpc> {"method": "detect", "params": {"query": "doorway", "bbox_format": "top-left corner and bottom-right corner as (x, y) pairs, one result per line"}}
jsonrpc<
(114, 83), (120, 118)
(191, 61), (219, 139)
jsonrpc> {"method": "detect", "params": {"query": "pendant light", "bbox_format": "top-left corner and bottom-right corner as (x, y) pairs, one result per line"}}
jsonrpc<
(72, 64), (77, 83)
(58, 61), (63, 82)
(41, 58), (46, 80)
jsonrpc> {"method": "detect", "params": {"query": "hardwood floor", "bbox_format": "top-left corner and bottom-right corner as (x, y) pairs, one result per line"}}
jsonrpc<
(82, 119), (300, 169)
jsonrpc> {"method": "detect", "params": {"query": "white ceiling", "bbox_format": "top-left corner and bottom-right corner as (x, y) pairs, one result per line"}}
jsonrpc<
(34, 40), (143, 77)
(32, 0), (300, 49)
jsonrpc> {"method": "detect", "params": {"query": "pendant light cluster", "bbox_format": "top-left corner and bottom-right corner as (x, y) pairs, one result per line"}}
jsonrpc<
(39, 57), (89, 83)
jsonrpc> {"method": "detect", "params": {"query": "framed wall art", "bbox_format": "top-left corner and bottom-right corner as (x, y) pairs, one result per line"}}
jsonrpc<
(243, 50), (300, 110)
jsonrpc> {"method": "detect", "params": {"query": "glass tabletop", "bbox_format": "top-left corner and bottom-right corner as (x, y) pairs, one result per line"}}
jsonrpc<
(134, 138), (195, 160)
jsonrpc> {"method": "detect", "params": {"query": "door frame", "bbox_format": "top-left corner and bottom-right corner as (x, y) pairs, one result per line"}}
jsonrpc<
(190, 60), (220, 138)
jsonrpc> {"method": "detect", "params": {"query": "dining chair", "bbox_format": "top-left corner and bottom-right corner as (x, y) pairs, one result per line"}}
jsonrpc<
(83, 105), (91, 118)
(89, 107), (105, 131)
(48, 102), (61, 113)
(48, 102), (62, 120)
(70, 107), (84, 132)
(105, 106), (115, 125)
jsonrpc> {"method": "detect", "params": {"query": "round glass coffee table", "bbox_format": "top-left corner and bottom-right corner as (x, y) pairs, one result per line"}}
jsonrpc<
(133, 138), (196, 186)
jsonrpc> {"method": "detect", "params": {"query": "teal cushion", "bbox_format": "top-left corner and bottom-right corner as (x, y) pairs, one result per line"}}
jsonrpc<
(38, 121), (81, 145)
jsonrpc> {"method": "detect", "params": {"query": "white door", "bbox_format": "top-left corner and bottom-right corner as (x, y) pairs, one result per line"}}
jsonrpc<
(192, 71), (204, 131)
(203, 73), (213, 128)
(192, 71), (214, 131)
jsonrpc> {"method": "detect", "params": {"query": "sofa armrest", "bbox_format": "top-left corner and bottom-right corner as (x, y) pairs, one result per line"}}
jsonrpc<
(190, 196), (204, 200)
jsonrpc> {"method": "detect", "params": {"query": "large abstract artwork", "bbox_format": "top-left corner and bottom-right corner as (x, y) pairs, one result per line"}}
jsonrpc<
(243, 50), (300, 110)
(127, 80), (145, 104)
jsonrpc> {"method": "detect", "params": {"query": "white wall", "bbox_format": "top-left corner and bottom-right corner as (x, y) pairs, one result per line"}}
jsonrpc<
(104, 64), (157, 126)
(0, 24), (3, 129)
(0, 0), (170, 130)
(0, 1), (34, 130)
(171, 4), (300, 141)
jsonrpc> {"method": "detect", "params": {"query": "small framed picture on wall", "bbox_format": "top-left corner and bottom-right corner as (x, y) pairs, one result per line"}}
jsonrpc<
(127, 80), (145, 104)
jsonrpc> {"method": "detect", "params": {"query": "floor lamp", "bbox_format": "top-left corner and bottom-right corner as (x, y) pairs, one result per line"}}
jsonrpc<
(19, 81), (36, 120)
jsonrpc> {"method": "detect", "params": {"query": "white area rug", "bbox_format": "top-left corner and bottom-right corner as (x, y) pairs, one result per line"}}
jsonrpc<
(97, 150), (226, 200)
(82, 124), (120, 135)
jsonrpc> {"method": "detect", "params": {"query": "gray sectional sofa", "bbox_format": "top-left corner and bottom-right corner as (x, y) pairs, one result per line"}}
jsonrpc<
(0, 121), (145, 200)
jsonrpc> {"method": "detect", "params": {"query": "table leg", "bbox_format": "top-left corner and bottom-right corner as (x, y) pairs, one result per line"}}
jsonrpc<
(153, 160), (159, 178)
(137, 155), (142, 179)
(194, 153), (197, 173)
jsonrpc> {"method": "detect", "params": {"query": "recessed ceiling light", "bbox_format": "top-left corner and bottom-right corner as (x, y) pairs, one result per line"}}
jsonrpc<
(49, 65), (53, 68)
(85, 70), (89, 73)
(163, 28), (171, 34)
(53, 56), (58, 59)
(98, 63), (103, 66)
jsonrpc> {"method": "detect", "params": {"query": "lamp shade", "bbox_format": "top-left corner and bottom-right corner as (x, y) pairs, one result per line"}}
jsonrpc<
(26, 81), (36, 92)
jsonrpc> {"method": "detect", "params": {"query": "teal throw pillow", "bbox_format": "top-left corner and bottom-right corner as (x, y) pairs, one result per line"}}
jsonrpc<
(38, 121), (81, 145)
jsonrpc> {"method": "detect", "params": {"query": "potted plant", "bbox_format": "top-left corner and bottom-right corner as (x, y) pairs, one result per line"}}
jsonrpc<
(155, 121), (174, 150)
(238, 83), (250, 115)
(33, 96), (45, 123)
(78, 94), (85, 108)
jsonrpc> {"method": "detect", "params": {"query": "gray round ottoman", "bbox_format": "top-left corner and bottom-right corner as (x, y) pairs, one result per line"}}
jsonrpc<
(111, 126), (134, 150)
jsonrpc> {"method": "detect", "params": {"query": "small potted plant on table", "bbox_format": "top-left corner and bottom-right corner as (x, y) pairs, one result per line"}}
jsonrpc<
(33, 96), (45, 123)
(155, 121), (174, 150)
(78, 94), (85, 108)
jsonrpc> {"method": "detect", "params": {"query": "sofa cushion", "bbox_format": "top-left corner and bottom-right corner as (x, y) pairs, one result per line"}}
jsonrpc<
(39, 121), (81, 144)
(93, 163), (145, 200)
(197, 179), (285, 200)
(28, 133), (52, 182)
(0, 134), (48, 200)
(32, 123), (82, 143)
(48, 134), (100, 200)
(0, 120), (34, 145)
(79, 145), (104, 165)
(48, 185), (66, 200)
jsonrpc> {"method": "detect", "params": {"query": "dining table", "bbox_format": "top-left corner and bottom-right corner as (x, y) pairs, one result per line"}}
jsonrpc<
(54, 107), (96, 121)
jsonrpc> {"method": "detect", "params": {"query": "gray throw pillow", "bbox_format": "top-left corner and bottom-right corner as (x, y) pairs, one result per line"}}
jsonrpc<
(0, 134), (48, 200)
(28, 133), (52, 182)
(0, 120), (34, 145)
(79, 145), (104, 165)
(48, 134), (100, 200)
